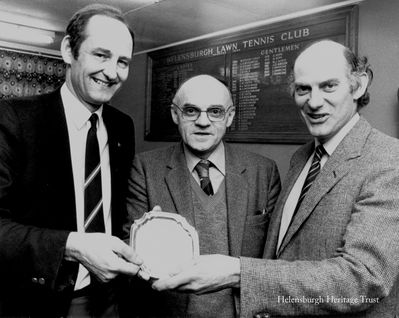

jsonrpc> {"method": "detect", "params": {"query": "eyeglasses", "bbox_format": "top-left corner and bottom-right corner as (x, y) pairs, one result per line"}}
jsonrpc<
(172, 103), (233, 122)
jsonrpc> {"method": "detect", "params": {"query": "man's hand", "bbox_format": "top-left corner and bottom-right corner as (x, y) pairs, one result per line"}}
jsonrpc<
(151, 254), (241, 294)
(65, 232), (143, 282)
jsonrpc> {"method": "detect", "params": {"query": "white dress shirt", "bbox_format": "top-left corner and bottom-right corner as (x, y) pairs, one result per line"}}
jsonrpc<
(184, 142), (226, 194)
(277, 113), (360, 250)
(61, 84), (112, 290)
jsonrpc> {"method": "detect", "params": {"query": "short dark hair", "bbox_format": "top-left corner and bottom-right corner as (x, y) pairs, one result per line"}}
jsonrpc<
(66, 4), (135, 59)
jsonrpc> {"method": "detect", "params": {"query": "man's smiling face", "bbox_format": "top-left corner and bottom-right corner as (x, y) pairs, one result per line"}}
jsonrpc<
(64, 15), (132, 110)
(293, 42), (358, 143)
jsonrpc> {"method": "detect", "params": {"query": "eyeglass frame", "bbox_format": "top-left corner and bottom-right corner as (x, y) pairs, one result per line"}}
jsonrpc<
(171, 102), (234, 122)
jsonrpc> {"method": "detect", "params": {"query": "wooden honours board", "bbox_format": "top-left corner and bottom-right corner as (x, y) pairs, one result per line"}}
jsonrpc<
(145, 6), (358, 143)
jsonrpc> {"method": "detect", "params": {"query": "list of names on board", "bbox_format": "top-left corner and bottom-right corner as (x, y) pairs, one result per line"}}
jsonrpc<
(146, 7), (356, 143)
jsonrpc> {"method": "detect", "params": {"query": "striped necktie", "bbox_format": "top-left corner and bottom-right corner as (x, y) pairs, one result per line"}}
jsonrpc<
(84, 114), (105, 232)
(292, 144), (326, 219)
(195, 159), (214, 196)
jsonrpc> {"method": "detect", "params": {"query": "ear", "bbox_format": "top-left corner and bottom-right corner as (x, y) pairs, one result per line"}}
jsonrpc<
(61, 35), (73, 65)
(352, 72), (369, 100)
(225, 106), (236, 128)
(170, 105), (179, 125)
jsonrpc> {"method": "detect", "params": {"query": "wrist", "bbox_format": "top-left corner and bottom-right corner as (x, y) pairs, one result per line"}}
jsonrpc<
(228, 257), (241, 288)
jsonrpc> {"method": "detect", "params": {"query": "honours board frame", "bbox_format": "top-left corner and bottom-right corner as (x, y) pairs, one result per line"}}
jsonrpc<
(144, 6), (358, 143)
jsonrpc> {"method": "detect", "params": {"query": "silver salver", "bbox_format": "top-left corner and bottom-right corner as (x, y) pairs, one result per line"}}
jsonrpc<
(130, 211), (199, 279)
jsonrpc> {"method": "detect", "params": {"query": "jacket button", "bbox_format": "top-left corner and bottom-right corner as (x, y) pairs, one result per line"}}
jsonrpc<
(254, 314), (270, 318)
(38, 277), (46, 285)
(31, 277), (38, 284)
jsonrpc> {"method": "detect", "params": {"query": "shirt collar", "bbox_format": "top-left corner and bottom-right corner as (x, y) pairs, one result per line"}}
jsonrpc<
(317, 113), (360, 156)
(184, 142), (226, 176)
(61, 83), (103, 130)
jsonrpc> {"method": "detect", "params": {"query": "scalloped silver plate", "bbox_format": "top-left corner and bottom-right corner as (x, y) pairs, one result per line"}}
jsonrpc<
(130, 211), (199, 279)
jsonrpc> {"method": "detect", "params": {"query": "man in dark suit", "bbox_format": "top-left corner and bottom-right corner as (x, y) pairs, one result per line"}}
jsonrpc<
(0, 4), (141, 317)
(126, 74), (281, 317)
(152, 41), (399, 318)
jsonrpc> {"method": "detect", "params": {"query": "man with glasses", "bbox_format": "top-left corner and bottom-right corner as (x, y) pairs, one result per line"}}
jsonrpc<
(151, 41), (399, 318)
(126, 74), (281, 317)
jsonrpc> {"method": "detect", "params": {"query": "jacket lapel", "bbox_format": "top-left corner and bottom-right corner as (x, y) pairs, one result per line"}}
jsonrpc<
(102, 106), (119, 176)
(263, 143), (312, 258)
(164, 143), (196, 226)
(277, 118), (371, 256)
(163, 143), (249, 256)
(224, 144), (249, 257)
(45, 89), (77, 231)
(102, 105), (132, 236)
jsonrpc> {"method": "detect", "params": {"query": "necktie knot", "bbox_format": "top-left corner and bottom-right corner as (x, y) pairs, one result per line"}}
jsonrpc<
(194, 160), (213, 196)
(314, 144), (326, 162)
(195, 159), (211, 179)
(89, 113), (98, 131)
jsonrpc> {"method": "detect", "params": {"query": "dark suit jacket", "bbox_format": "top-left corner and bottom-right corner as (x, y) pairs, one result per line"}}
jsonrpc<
(0, 89), (135, 317)
(240, 118), (399, 318)
(126, 142), (281, 317)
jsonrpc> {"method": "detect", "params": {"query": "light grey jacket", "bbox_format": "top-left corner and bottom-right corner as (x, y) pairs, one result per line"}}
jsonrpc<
(240, 117), (399, 318)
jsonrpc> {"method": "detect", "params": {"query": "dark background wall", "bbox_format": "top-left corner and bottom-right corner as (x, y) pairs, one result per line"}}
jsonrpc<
(112, 0), (399, 179)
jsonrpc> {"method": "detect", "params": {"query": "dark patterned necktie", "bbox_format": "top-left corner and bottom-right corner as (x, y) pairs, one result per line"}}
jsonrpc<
(84, 114), (105, 232)
(194, 159), (214, 196)
(292, 144), (326, 219)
